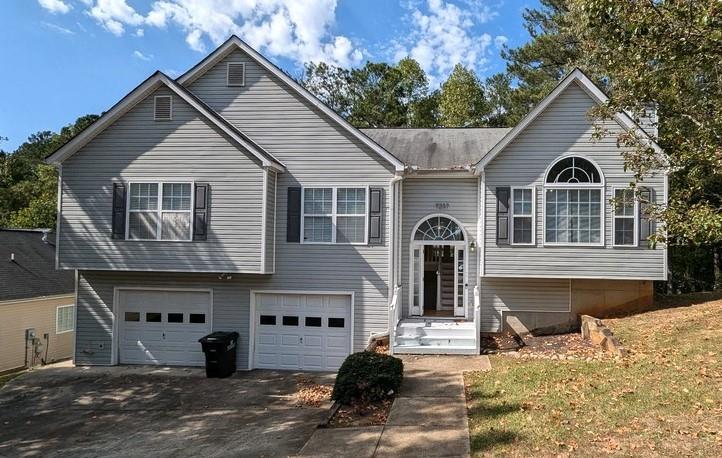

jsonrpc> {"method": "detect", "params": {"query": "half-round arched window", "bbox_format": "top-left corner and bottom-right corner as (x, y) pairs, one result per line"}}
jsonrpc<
(545, 156), (602, 184)
(414, 216), (464, 241)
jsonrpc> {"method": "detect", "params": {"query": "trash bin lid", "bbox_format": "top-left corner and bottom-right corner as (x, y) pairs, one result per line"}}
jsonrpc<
(199, 331), (239, 343)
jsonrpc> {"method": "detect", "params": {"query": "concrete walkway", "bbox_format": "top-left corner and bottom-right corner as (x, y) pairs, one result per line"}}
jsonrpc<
(298, 355), (491, 458)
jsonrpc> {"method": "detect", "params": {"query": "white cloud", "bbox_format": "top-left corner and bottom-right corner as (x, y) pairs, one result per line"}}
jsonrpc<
(133, 50), (152, 61)
(85, 0), (144, 36)
(40, 21), (74, 34)
(135, 28), (144, 37)
(79, 0), (363, 67)
(494, 35), (508, 49)
(38, 0), (71, 14)
(394, 0), (495, 86)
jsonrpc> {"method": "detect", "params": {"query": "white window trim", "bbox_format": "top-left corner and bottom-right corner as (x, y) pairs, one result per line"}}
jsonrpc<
(300, 186), (369, 245)
(612, 186), (639, 247)
(125, 180), (195, 242)
(510, 186), (536, 246)
(56, 304), (75, 334)
(153, 95), (173, 121)
(226, 62), (246, 87)
(542, 185), (605, 247)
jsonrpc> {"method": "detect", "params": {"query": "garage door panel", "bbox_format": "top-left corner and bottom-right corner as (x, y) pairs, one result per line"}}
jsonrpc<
(254, 293), (351, 371)
(118, 290), (211, 367)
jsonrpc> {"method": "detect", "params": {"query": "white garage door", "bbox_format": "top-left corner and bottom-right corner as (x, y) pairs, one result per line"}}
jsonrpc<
(118, 289), (211, 366)
(253, 293), (352, 371)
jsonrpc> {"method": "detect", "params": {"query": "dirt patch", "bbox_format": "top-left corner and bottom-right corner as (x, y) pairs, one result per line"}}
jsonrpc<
(328, 398), (393, 428)
(295, 375), (333, 407)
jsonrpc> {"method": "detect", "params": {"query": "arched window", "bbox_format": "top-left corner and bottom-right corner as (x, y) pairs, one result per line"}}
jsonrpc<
(546, 156), (602, 184)
(544, 156), (604, 245)
(414, 216), (464, 241)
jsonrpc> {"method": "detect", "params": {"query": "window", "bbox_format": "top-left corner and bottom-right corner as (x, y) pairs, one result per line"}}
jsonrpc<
(260, 315), (276, 325)
(124, 312), (140, 322)
(328, 318), (345, 328)
(283, 316), (299, 326)
(146, 312), (162, 322)
(544, 156), (604, 245)
(189, 313), (206, 324)
(511, 188), (534, 245)
(613, 188), (637, 246)
(168, 313), (184, 323)
(305, 317), (322, 327)
(127, 182), (192, 241)
(56, 305), (74, 334)
(414, 216), (464, 241)
(302, 187), (367, 244)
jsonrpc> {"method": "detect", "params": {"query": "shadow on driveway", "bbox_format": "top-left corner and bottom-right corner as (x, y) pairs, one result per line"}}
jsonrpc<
(0, 365), (335, 457)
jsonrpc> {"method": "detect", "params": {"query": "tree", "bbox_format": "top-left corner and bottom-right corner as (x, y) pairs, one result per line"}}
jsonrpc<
(299, 62), (353, 117)
(484, 73), (514, 127)
(0, 114), (98, 229)
(437, 64), (487, 127)
(567, 0), (722, 249)
(502, 0), (581, 124)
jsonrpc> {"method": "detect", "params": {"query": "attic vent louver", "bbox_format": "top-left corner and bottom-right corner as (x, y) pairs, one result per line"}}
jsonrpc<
(154, 95), (172, 120)
(227, 62), (245, 87)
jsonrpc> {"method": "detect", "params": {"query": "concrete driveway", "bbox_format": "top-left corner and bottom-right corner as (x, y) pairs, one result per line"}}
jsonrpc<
(0, 365), (335, 457)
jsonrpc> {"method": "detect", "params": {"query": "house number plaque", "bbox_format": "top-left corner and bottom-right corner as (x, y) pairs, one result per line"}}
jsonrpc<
(435, 202), (450, 210)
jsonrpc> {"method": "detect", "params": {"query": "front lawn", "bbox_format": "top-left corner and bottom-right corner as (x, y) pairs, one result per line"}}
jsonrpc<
(466, 292), (722, 456)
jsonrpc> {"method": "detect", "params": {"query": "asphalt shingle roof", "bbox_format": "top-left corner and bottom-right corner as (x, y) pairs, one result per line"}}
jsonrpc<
(0, 229), (74, 302)
(361, 128), (512, 170)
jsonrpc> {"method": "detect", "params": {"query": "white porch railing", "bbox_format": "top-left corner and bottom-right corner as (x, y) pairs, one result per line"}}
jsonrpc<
(474, 285), (481, 354)
(388, 285), (401, 354)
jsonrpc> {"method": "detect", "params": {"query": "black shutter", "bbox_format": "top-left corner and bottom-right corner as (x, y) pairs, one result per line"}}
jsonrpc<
(639, 186), (654, 243)
(496, 187), (510, 245)
(193, 183), (210, 241)
(111, 182), (126, 239)
(287, 187), (301, 243)
(368, 188), (383, 245)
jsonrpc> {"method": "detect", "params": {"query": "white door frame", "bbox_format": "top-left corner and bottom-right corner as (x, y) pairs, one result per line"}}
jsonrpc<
(111, 287), (214, 366)
(408, 214), (468, 318)
(248, 290), (355, 370)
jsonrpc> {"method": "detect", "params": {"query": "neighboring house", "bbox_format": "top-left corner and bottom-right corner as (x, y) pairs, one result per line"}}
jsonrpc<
(46, 36), (665, 371)
(0, 229), (75, 373)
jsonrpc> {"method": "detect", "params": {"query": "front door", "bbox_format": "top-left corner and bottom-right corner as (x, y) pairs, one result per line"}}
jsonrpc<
(411, 243), (466, 318)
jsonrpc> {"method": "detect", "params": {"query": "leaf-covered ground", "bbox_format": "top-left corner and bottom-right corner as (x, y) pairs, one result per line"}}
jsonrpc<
(465, 292), (722, 457)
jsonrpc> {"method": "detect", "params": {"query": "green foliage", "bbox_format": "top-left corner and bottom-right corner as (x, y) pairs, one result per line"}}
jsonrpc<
(438, 64), (488, 127)
(0, 114), (98, 229)
(331, 351), (403, 404)
(566, 0), (722, 248)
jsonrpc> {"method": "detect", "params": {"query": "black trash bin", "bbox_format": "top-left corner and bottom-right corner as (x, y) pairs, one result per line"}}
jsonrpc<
(199, 331), (239, 378)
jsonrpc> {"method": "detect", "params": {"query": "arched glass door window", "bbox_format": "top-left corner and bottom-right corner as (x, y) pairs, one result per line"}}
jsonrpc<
(544, 156), (604, 245)
(414, 216), (464, 241)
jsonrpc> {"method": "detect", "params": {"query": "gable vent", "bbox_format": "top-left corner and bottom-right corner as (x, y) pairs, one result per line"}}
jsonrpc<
(154, 95), (172, 121)
(227, 63), (245, 87)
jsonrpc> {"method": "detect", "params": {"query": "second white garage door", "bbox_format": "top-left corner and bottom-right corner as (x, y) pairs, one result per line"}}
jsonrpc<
(118, 289), (211, 366)
(253, 292), (352, 371)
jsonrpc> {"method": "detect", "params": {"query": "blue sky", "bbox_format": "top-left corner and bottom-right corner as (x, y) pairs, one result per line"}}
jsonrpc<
(1, 0), (538, 152)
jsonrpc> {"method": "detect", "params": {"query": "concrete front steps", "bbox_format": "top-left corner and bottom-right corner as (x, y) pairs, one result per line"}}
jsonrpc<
(392, 318), (478, 355)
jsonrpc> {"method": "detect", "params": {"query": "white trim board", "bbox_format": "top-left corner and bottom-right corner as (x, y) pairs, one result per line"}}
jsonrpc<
(46, 72), (285, 172)
(476, 68), (663, 171)
(176, 36), (405, 173)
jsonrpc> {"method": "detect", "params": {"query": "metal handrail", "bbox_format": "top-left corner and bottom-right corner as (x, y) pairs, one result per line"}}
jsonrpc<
(389, 285), (401, 354)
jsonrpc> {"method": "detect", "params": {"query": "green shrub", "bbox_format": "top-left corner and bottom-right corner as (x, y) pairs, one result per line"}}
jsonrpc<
(331, 351), (403, 404)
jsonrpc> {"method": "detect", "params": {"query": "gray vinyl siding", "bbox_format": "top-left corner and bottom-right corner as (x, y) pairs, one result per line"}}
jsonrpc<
(483, 82), (666, 279)
(186, 49), (396, 350)
(75, 271), (253, 369)
(264, 169), (277, 273)
(480, 277), (570, 332)
(59, 86), (265, 273)
(400, 178), (479, 316)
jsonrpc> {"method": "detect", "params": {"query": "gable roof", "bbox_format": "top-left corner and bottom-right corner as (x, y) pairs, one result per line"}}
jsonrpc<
(46, 72), (286, 172)
(177, 35), (406, 172)
(0, 229), (74, 302)
(362, 128), (510, 170)
(476, 68), (663, 170)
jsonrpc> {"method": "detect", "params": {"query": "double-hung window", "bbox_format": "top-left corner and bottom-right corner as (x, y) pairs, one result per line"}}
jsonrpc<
(544, 156), (604, 245)
(127, 182), (193, 241)
(511, 188), (534, 245)
(56, 304), (75, 334)
(613, 188), (637, 246)
(302, 187), (367, 244)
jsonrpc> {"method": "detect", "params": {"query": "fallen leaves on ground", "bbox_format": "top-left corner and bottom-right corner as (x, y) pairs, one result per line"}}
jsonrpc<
(329, 398), (393, 428)
(295, 375), (332, 407)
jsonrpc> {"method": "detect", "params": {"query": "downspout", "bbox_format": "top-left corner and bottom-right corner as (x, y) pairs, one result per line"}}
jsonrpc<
(387, 174), (403, 302)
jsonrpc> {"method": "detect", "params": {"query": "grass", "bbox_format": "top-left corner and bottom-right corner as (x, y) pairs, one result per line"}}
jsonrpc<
(465, 292), (722, 457)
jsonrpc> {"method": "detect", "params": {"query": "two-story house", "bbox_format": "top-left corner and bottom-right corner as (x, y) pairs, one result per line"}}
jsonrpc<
(47, 36), (665, 371)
